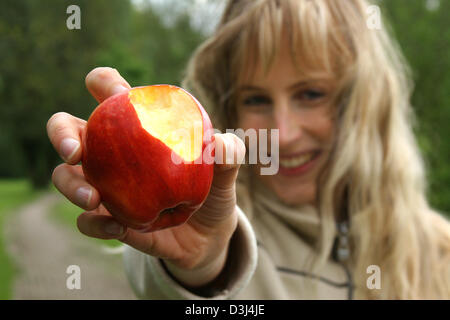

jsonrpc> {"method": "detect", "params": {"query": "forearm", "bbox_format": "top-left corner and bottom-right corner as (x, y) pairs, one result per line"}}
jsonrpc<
(123, 205), (258, 300)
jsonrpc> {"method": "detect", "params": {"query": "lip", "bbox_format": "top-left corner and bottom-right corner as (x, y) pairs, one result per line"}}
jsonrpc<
(277, 150), (321, 177)
(279, 150), (319, 160)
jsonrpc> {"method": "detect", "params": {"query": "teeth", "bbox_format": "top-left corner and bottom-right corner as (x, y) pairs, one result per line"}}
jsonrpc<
(279, 153), (314, 168)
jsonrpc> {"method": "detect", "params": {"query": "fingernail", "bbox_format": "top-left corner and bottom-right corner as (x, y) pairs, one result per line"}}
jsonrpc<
(104, 221), (124, 236)
(111, 84), (128, 96)
(223, 134), (235, 164)
(60, 138), (80, 162)
(76, 186), (92, 207)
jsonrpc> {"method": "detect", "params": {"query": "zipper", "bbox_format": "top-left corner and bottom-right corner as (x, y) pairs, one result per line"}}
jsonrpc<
(333, 220), (354, 299)
(335, 221), (350, 262)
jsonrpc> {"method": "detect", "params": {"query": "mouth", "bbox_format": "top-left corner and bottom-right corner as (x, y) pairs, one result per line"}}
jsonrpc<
(277, 150), (321, 176)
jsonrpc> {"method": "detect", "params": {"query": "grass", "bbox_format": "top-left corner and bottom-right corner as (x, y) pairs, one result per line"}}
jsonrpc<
(0, 179), (41, 300)
(50, 197), (122, 249)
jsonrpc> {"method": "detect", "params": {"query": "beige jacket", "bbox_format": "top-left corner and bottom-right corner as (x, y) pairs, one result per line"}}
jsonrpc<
(123, 170), (353, 299)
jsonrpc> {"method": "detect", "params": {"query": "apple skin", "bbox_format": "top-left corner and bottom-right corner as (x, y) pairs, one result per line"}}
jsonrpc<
(81, 85), (215, 232)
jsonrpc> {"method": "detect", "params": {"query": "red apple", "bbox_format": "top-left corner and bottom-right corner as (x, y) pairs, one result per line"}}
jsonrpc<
(81, 85), (215, 232)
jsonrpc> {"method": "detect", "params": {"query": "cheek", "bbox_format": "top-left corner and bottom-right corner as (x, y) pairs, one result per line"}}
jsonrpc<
(237, 112), (271, 131)
(315, 117), (334, 143)
(305, 107), (335, 144)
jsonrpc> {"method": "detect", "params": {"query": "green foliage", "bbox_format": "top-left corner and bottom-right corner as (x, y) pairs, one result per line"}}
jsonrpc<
(380, 0), (450, 215)
(0, 0), (205, 188)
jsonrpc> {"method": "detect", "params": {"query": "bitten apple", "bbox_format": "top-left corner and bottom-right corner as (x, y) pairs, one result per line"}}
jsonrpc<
(81, 85), (215, 232)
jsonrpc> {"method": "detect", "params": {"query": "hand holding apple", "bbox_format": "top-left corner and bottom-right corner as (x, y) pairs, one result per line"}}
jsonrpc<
(47, 67), (246, 287)
(82, 84), (215, 232)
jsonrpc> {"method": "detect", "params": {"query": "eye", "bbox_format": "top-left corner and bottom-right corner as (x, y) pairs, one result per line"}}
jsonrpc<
(242, 95), (271, 106)
(295, 89), (325, 101)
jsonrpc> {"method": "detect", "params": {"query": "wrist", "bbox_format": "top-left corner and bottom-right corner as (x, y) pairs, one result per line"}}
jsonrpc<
(163, 243), (229, 288)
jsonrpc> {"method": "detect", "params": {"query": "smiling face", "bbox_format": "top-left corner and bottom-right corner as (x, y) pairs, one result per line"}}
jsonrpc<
(236, 43), (337, 206)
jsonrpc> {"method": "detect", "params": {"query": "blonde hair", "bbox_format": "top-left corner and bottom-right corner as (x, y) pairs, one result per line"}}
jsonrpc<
(183, 0), (450, 299)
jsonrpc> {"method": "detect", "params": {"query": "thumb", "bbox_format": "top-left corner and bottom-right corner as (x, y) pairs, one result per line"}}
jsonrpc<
(190, 133), (245, 229)
(211, 133), (246, 189)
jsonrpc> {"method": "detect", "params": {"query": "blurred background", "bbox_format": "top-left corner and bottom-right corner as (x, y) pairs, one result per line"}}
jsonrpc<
(0, 0), (448, 299)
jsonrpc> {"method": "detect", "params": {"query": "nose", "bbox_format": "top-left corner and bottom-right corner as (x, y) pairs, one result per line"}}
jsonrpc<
(273, 97), (302, 147)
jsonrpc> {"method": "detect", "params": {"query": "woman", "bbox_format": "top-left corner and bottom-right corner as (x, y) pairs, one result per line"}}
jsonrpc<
(46, 0), (450, 299)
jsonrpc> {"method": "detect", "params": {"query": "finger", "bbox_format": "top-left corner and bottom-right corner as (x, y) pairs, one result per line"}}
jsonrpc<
(46, 112), (86, 164)
(117, 226), (183, 261)
(77, 209), (165, 257)
(212, 133), (246, 189)
(85, 67), (131, 103)
(78, 206), (183, 261)
(52, 163), (101, 211)
(77, 210), (127, 240)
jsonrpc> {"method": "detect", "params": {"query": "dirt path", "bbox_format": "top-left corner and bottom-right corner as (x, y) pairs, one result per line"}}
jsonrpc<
(4, 192), (136, 299)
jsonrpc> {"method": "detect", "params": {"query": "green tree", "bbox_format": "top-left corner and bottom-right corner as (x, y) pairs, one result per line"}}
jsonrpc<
(0, 0), (205, 189)
(382, 0), (450, 215)
(0, 0), (133, 187)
